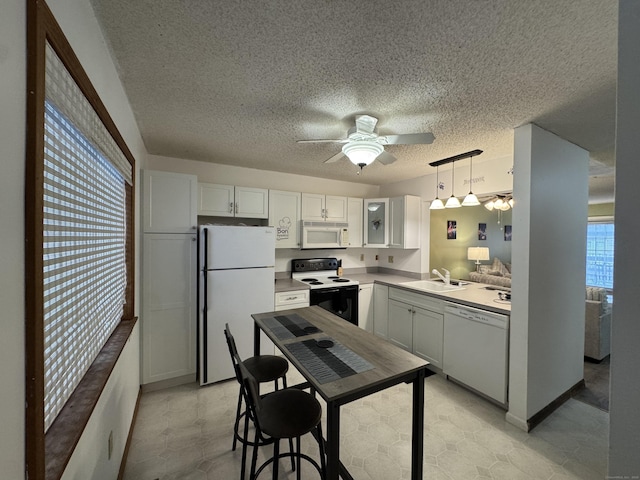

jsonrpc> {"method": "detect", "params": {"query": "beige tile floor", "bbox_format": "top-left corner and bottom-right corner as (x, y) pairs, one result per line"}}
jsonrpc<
(123, 369), (608, 480)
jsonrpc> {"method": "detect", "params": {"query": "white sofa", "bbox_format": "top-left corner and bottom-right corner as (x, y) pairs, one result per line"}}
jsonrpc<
(584, 287), (611, 361)
(469, 257), (512, 288)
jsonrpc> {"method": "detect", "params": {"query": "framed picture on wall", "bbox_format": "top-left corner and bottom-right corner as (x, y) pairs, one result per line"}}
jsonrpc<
(447, 220), (457, 240)
(478, 223), (487, 240)
(504, 225), (512, 241)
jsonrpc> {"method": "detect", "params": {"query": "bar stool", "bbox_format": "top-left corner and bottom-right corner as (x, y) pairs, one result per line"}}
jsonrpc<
(224, 324), (290, 479)
(237, 359), (327, 480)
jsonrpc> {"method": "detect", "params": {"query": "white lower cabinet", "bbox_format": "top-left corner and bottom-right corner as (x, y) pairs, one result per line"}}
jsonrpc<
(388, 287), (444, 368)
(358, 284), (373, 332)
(373, 283), (389, 339)
(142, 233), (197, 384)
(274, 289), (310, 310)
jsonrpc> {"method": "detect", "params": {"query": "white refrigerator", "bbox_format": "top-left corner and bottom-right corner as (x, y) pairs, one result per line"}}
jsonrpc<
(198, 225), (275, 386)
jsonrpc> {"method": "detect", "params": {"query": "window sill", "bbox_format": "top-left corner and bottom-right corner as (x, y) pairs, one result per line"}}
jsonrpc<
(44, 318), (138, 480)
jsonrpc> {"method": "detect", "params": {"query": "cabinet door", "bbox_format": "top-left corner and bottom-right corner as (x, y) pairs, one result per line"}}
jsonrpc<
(363, 198), (389, 248)
(198, 183), (234, 217)
(412, 307), (444, 368)
(301, 193), (325, 221)
(143, 170), (197, 233)
(358, 284), (373, 332)
(388, 299), (413, 351)
(235, 186), (269, 218)
(388, 196), (405, 248)
(373, 283), (389, 339)
(269, 190), (301, 248)
(142, 233), (197, 384)
(347, 197), (363, 247)
(325, 195), (348, 222)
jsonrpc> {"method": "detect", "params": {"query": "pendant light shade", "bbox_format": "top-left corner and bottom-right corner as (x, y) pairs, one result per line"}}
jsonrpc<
(429, 165), (445, 210)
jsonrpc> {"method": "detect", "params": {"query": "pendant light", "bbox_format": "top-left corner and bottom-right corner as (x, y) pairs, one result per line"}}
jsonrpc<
(461, 154), (480, 206)
(429, 165), (444, 210)
(445, 161), (461, 208)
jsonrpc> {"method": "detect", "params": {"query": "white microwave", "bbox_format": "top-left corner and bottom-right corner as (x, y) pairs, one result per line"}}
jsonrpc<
(301, 221), (349, 249)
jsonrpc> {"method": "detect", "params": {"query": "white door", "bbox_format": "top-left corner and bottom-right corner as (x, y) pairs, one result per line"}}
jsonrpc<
(347, 197), (363, 247)
(201, 225), (275, 269)
(325, 195), (348, 222)
(198, 183), (235, 217)
(301, 192), (326, 221)
(269, 190), (302, 249)
(143, 170), (197, 233)
(388, 299), (413, 351)
(358, 284), (373, 332)
(201, 267), (275, 385)
(235, 186), (269, 218)
(363, 198), (389, 248)
(412, 307), (443, 368)
(142, 233), (197, 384)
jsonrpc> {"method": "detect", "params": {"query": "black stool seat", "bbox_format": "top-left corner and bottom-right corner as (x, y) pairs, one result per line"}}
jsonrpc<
(259, 388), (322, 439)
(243, 355), (288, 384)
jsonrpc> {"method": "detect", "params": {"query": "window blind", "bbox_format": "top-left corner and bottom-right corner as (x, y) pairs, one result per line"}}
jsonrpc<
(43, 44), (127, 432)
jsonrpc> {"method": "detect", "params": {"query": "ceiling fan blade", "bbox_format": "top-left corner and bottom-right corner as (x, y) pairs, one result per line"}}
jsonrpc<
(297, 138), (349, 144)
(324, 151), (346, 163)
(381, 132), (435, 145)
(376, 151), (397, 165)
(355, 115), (378, 135)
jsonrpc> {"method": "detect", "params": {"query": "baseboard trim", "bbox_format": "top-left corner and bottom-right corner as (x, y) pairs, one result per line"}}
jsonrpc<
(527, 379), (585, 431)
(118, 386), (142, 480)
(141, 373), (196, 393)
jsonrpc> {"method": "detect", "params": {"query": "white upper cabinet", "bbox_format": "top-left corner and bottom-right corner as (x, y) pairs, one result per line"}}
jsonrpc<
(301, 193), (348, 222)
(389, 195), (421, 249)
(363, 198), (389, 248)
(143, 170), (197, 233)
(347, 197), (364, 247)
(198, 183), (268, 218)
(269, 190), (302, 249)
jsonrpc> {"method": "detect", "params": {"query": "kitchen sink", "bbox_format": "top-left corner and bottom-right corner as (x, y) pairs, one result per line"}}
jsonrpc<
(400, 280), (465, 293)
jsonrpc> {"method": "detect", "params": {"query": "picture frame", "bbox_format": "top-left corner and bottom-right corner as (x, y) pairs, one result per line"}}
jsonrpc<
(478, 223), (487, 240)
(504, 225), (512, 241)
(447, 220), (457, 240)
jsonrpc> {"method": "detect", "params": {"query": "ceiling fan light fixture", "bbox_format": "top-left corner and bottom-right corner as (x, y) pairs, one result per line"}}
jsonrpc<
(341, 141), (384, 168)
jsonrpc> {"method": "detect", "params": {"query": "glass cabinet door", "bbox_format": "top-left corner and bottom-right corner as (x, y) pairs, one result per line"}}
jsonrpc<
(363, 198), (389, 248)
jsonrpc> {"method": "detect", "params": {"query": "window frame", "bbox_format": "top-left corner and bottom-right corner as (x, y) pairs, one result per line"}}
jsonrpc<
(25, 1), (137, 479)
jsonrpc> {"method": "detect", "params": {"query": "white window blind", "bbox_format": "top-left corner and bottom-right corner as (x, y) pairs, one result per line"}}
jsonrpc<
(586, 222), (614, 290)
(43, 44), (127, 432)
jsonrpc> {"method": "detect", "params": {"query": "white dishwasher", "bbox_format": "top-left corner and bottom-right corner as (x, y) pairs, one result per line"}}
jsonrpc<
(443, 303), (509, 404)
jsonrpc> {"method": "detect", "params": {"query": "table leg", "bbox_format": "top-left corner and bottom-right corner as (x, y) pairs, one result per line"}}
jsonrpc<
(411, 368), (426, 480)
(253, 323), (260, 356)
(326, 400), (340, 480)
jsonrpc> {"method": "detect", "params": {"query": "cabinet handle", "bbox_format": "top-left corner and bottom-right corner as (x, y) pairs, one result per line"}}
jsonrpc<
(192, 237), (196, 242)
(229, 202), (233, 214)
(192, 226), (197, 230)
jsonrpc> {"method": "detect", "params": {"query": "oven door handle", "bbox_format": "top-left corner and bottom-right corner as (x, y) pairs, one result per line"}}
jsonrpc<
(318, 288), (341, 294)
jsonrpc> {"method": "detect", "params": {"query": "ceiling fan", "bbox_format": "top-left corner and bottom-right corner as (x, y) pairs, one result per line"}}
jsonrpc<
(297, 114), (435, 169)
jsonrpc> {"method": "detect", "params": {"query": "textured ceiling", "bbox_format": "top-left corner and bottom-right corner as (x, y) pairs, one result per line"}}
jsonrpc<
(90, 0), (618, 201)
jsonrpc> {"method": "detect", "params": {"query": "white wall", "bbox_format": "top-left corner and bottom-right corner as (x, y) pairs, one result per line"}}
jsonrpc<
(507, 124), (588, 427)
(609, 1), (640, 475)
(0, 1), (145, 478)
(0, 2), (27, 478)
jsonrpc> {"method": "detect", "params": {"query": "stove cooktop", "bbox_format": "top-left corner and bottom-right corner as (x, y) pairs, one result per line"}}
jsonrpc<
(291, 257), (359, 289)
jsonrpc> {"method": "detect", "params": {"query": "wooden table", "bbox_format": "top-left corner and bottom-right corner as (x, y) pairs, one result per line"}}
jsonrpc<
(252, 306), (429, 480)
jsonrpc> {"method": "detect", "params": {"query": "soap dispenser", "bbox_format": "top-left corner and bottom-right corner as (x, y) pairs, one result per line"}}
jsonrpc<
(337, 259), (343, 277)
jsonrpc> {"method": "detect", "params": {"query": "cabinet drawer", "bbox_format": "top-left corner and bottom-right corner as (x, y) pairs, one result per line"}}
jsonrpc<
(389, 287), (444, 313)
(275, 289), (310, 308)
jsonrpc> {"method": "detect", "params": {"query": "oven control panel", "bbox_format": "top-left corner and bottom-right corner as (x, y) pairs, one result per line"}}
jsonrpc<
(292, 257), (339, 273)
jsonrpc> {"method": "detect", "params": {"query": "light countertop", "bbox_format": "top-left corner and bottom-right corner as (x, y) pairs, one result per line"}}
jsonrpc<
(276, 272), (511, 315)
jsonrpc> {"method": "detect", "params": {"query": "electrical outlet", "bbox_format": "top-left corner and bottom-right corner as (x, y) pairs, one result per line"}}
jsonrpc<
(108, 430), (113, 460)
(388, 255), (394, 263)
(375, 254), (379, 261)
(360, 254), (364, 261)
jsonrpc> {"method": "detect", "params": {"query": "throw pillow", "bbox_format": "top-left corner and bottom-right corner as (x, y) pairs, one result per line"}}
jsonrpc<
(492, 257), (511, 276)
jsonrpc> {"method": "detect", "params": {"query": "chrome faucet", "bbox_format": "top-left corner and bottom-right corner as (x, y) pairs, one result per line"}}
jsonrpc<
(432, 268), (451, 285)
